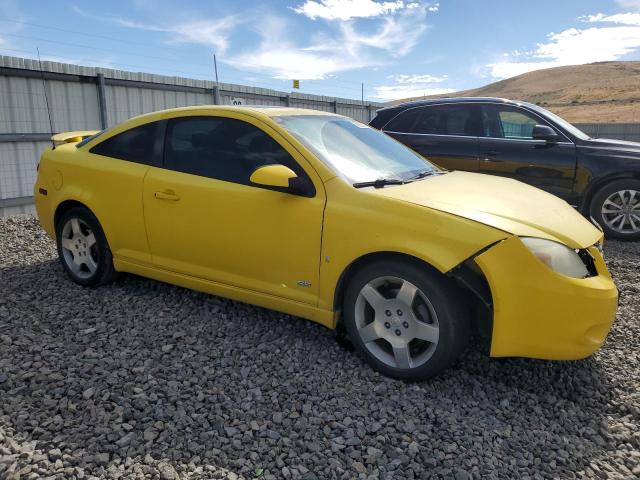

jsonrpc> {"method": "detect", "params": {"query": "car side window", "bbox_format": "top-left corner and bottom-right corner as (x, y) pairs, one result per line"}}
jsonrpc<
(163, 116), (305, 186)
(90, 122), (160, 165)
(386, 105), (481, 136)
(482, 105), (547, 139)
(384, 109), (421, 132)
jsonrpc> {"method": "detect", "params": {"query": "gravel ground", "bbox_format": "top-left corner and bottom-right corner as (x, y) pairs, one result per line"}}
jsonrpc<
(0, 215), (638, 480)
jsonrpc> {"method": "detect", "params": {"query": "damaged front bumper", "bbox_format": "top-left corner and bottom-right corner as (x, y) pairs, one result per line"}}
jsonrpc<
(474, 236), (618, 360)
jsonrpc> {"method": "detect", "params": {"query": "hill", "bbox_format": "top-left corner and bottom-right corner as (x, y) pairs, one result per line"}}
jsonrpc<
(390, 62), (640, 123)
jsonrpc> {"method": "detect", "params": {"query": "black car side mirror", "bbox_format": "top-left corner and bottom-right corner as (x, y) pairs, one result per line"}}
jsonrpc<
(532, 124), (560, 143)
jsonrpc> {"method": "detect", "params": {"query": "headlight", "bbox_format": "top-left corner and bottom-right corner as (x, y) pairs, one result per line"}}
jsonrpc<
(520, 237), (589, 279)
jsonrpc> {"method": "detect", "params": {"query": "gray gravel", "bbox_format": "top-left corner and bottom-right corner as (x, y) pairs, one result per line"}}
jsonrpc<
(0, 215), (638, 480)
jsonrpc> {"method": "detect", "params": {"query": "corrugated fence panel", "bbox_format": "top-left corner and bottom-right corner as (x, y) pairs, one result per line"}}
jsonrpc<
(0, 141), (49, 199)
(105, 85), (211, 126)
(575, 123), (640, 142)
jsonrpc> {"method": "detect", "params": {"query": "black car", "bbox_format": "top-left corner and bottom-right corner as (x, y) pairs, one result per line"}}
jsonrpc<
(370, 97), (640, 241)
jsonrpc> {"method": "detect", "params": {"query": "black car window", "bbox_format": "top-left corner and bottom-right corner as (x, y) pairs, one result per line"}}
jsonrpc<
(384, 109), (421, 132)
(481, 105), (548, 139)
(386, 105), (481, 136)
(90, 122), (160, 165)
(163, 116), (305, 186)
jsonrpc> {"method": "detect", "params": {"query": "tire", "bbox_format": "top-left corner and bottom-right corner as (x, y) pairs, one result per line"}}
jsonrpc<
(55, 206), (118, 287)
(343, 259), (469, 381)
(589, 179), (640, 241)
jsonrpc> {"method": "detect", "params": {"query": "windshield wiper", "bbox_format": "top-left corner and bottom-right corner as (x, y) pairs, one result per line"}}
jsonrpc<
(407, 170), (443, 181)
(353, 178), (405, 189)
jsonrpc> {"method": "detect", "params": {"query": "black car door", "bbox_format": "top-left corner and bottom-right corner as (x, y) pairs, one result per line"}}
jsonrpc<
(382, 104), (481, 172)
(477, 104), (578, 202)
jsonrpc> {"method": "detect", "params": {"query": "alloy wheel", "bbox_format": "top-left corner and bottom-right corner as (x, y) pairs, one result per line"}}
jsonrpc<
(60, 217), (99, 279)
(601, 189), (640, 234)
(354, 276), (439, 370)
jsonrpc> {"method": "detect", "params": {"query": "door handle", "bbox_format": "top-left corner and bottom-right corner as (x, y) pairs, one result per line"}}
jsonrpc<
(154, 191), (180, 201)
(482, 150), (503, 163)
(483, 150), (499, 157)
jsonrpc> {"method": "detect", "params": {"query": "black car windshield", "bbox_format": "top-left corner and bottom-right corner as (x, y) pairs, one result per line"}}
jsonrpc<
(275, 115), (439, 184)
(524, 103), (590, 141)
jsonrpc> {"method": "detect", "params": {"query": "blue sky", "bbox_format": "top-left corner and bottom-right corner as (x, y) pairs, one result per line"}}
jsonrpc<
(1, 0), (640, 101)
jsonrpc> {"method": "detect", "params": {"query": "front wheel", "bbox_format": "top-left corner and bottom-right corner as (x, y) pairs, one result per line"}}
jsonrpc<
(343, 260), (469, 380)
(590, 179), (640, 241)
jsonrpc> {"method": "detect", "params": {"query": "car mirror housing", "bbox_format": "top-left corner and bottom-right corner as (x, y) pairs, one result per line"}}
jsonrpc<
(250, 164), (314, 196)
(532, 124), (560, 143)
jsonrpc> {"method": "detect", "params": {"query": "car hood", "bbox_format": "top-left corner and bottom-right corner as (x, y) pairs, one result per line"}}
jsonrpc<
(375, 171), (602, 249)
(582, 137), (640, 154)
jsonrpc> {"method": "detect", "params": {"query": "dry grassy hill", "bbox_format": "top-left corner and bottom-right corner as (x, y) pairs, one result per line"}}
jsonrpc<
(391, 62), (640, 123)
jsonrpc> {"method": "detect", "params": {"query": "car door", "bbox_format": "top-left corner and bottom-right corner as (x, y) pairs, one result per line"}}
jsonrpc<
(478, 104), (577, 201)
(85, 120), (164, 264)
(382, 104), (481, 172)
(142, 113), (326, 305)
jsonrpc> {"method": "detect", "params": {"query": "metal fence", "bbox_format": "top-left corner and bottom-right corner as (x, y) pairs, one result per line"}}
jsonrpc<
(574, 123), (640, 143)
(0, 55), (384, 213)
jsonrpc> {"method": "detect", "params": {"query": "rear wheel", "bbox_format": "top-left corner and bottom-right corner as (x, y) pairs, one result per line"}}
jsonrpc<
(55, 206), (117, 286)
(590, 179), (640, 241)
(343, 260), (469, 380)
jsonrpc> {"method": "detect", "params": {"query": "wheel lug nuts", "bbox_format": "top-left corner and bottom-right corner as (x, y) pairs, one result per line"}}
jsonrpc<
(403, 322), (409, 328)
(385, 310), (391, 317)
(395, 329), (401, 336)
(384, 322), (391, 329)
(397, 309), (403, 316)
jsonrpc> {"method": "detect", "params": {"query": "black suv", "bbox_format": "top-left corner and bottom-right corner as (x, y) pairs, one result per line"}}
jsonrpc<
(370, 97), (640, 240)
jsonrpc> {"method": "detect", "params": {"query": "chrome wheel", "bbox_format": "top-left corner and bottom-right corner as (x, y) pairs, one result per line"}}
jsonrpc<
(354, 276), (439, 370)
(601, 189), (640, 234)
(60, 217), (98, 279)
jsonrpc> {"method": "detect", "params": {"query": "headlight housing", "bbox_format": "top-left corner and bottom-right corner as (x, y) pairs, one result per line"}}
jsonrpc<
(520, 237), (590, 279)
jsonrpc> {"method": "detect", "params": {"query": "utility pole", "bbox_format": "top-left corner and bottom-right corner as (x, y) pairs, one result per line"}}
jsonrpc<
(213, 53), (220, 105)
(361, 83), (365, 122)
(213, 54), (219, 85)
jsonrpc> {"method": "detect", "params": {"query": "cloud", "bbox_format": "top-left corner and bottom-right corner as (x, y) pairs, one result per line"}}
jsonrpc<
(291, 0), (418, 21)
(373, 84), (454, 100)
(231, 5), (431, 79)
(391, 73), (447, 83)
(71, 4), (239, 54)
(373, 73), (453, 100)
(486, 13), (640, 79)
(583, 12), (640, 25)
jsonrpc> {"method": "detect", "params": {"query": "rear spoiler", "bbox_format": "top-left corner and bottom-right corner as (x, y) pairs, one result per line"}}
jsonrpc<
(52, 130), (99, 146)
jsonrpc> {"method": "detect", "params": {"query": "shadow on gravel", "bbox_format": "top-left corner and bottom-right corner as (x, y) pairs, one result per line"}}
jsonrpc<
(0, 254), (635, 479)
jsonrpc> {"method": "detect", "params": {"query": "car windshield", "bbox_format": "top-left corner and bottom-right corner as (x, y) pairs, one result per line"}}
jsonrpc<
(274, 115), (439, 184)
(525, 103), (590, 141)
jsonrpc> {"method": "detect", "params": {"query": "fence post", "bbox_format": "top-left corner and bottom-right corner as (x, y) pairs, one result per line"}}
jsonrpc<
(96, 73), (108, 129)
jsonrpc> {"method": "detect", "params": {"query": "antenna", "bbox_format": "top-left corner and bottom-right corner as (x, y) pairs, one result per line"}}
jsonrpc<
(36, 48), (55, 149)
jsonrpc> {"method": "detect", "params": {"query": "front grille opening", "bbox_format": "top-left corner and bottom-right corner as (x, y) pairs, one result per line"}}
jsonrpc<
(578, 249), (598, 277)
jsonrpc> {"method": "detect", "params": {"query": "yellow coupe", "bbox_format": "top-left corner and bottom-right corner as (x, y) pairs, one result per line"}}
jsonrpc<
(34, 106), (618, 380)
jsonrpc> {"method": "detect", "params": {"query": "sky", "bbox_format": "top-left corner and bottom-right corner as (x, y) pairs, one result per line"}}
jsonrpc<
(1, 0), (640, 101)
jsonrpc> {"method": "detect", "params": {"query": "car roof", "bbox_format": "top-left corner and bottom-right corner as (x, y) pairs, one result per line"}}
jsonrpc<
(380, 97), (520, 112)
(131, 105), (341, 122)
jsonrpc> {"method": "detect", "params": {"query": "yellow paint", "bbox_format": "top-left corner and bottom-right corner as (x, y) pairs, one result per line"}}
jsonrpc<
(51, 130), (99, 145)
(475, 236), (618, 359)
(34, 105), (618, 361)
(249, 164), (297, 188)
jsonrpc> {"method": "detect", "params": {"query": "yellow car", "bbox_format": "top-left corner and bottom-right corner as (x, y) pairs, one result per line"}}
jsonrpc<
(34, 106), (618, 380)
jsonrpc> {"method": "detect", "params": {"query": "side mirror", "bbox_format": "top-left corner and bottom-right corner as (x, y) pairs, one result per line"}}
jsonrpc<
(532, 124), (560, 143)
(249, 164), (315, 196)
